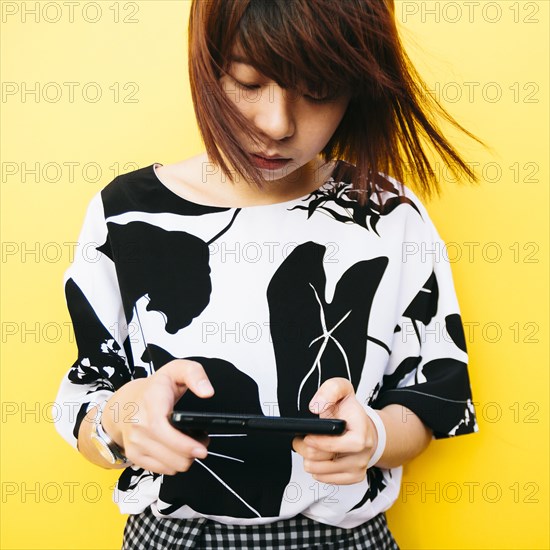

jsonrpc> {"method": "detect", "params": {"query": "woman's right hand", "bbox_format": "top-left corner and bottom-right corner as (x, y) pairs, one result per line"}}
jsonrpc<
(100, 359), (214, 475)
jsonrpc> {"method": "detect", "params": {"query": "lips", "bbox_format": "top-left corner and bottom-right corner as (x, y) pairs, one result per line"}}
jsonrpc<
(250, 153), (292, 171)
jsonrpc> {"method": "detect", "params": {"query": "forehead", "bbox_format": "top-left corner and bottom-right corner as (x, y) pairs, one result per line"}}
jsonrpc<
(214, 0), (369, 93)
(225, 42), (319, 90)
(222, 9), (360, 94)
(228, 50), (252, 67)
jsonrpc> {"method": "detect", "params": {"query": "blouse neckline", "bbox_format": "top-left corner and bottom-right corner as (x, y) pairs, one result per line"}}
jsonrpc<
(150, 162), (338, 210)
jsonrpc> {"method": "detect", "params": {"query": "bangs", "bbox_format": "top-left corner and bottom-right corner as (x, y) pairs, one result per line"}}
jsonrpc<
(225, 0), (384, 96)
(189, 0), (482, 202)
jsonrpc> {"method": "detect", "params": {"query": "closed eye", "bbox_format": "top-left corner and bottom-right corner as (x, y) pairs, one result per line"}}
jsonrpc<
(233, 78), (261, 91)
(303, 93), (338, 104)
(302, 84), (340, 104)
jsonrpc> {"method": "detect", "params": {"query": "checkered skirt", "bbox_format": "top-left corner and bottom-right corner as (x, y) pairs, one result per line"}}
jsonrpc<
(122, 506), (399, 549)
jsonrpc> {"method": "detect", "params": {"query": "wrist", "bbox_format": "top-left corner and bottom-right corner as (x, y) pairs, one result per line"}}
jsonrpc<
(363, 406), (387, 469)
(99, 398), (124, 448)
(90, 401), (131, 466)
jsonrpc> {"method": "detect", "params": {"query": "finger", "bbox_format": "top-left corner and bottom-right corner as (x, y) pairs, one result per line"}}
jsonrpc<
(307, 448), (335, 462)
(126, 416), (209, 459)
(182, 431), (210, 447)
(291, 436), (304, 453)
(311, 471), (367, 485)
(308, 377), (354, 418)
(128, 438), (205, 476)
(153, 421), (210, 459)
(304, 453), (368, 477)
(303, 429), (372, 456)
(129, 451), (196, 476)
(159, 359), (215, 400)
(295, 442), (335, 462)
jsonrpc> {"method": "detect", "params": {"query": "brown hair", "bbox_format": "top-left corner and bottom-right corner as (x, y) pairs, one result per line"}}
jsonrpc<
(188, 0), (483, 204)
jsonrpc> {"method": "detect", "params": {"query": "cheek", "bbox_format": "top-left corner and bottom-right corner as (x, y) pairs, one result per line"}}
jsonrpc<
(306, 105), (349, 146)
(329, 100), (351, 130)
(320, 97), (350, 128)
(219, 77), (250, 116)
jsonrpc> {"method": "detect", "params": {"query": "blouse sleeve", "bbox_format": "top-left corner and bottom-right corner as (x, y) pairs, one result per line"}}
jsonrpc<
(53, 190), (134, 450)
(373, 207), (478, 439)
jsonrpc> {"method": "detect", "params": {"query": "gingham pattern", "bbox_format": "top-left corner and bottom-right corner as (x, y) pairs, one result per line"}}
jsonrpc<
(122, 506), (399, 549)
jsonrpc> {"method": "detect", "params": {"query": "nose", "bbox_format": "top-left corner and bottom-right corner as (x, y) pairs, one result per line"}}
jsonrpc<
(253, 83), (295, 142)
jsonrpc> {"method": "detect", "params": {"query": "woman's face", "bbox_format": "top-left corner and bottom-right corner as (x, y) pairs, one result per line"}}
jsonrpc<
(219, 51), (351, 184)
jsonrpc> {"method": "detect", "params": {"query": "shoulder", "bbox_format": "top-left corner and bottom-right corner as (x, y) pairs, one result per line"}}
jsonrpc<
(154, 155), (207, 189)
(377, 173), (432, 222)
(369, 175), (453, 273)
(100, 154), (205, 195)
(328, 165), (433, 237)
(97, 156), (231, 218)
(103, 153), (220, 207)
(332, 161), (430, 216)
(96, 163), (157, 218)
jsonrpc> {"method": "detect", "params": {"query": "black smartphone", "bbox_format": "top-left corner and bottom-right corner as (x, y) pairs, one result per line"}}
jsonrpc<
(170, 411), (346, 436)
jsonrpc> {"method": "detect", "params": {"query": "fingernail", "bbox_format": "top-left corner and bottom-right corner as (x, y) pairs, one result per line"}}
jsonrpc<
(198, 379), (214, 394)
(192, 447), (207, 459)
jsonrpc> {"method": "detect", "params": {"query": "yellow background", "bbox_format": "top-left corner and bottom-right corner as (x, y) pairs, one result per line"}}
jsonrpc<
(1, 1), (548, 548)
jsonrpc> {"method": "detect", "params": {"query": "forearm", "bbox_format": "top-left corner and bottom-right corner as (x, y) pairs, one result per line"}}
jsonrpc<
(73, 361), (213, 476)
(374, 404), (432, 469)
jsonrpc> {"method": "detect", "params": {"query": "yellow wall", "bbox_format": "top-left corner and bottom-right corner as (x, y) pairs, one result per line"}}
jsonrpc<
(1, 1), (548, 548)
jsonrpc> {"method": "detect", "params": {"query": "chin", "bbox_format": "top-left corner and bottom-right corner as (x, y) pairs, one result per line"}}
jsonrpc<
(264, 164), (304, 183)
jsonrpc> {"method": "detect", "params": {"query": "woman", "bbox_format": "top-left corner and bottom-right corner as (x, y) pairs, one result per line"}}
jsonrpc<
(55, 1), (479, 547)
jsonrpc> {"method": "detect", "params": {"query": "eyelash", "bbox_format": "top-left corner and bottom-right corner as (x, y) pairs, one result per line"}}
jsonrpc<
(304, 94), (337, 104)
(236, 81), (260, 91)
(233, 79), (335, 104)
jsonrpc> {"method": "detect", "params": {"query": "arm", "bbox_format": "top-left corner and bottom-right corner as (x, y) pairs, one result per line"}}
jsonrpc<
(293, 379), (431, 485)
(75, 359), (215, 475)
(376, 403), (432, 469)
(54, 193), (214, 475)
(293, 205), (477, 483)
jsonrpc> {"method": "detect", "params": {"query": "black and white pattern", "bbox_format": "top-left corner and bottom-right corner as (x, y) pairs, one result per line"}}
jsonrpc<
(54, 161), (477, 529)
(122, 505), (399, 549)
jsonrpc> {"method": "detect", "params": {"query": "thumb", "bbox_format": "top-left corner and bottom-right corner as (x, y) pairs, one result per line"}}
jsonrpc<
(308, 377), (354, 419)
(160, 359), (215, 401)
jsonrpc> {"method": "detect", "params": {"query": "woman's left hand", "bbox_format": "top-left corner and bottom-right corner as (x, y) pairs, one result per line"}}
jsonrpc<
(292, 378), (379, 485)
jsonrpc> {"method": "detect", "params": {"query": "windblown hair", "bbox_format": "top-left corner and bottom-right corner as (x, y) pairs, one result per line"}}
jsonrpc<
(188, 0), (482, 204)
